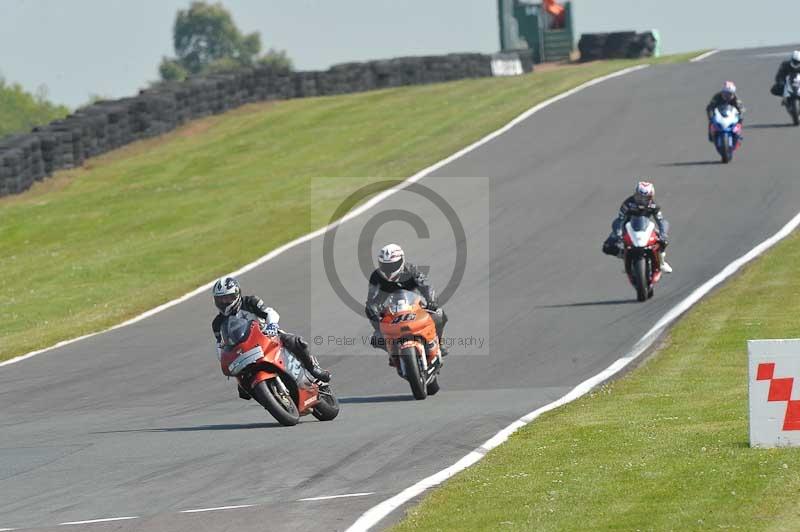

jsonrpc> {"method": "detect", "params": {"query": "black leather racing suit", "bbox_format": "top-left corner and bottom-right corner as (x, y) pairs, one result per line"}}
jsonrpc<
(706, 92), (745, 119)
(773, 61), (800, 95)
(602, 196), (669, 257)
(212, 295), (319, 377)
(365, 263), (447, 349)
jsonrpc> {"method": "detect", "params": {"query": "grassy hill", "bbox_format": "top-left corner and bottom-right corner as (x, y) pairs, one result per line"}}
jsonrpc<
(0, 77), (69, 137)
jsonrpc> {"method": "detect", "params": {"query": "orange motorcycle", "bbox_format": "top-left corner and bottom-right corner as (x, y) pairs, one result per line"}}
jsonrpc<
(219, 311), (339, 426)
(379, 289), (443, 400)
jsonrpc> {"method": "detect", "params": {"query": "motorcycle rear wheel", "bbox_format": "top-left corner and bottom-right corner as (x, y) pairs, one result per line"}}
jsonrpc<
(253, 378), (300, 426)
(633, 256), (648, 302)
(401, 347), (427, 400)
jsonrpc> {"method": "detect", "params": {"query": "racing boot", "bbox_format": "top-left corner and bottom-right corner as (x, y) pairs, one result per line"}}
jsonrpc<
(660, 251), (673, 274)
(281, 333), (331, 383)
(238, 384), (252, 400)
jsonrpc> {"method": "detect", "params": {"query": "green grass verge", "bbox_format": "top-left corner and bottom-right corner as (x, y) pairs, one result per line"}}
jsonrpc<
(0, 52), (698, 362)
(393, 224), (800, 529)
(0, 78), (69, 137)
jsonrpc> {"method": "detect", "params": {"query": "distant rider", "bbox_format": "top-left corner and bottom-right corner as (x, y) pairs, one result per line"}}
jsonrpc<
(771, 50), (800, 105)
(602, 181), (672, 274)
(706, 81), (744, 142)
(211, 276), (331, 400)
(365, 244), (449, 357)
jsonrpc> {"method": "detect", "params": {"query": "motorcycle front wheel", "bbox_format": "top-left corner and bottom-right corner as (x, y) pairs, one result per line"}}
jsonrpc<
(633, 256), (648, 302)
(312, 384), (340, 421)
(790, 98), (800, 126)
(721, 135), (732, 164)
(253, 378), (300, 426)
(400, 346), (427, 400)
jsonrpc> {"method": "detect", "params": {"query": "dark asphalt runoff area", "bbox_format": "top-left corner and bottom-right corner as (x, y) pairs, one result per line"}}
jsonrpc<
(2, 45), (799, 531)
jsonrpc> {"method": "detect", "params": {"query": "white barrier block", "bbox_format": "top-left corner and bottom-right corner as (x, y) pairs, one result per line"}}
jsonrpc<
(748, 339), (800, 448)
(491, 58), (523, 77)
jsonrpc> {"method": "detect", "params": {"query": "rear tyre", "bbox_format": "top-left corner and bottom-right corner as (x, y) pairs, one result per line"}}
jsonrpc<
(401, 346), (427, 400)
(633, 256), (648, 302)
(253, 378), (300, 426)
(312, 384), (340, 421)
(426, 377), (440, 396)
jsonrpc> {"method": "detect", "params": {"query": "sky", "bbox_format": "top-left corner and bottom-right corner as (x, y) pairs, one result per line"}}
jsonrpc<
(1, 0), (799, 108)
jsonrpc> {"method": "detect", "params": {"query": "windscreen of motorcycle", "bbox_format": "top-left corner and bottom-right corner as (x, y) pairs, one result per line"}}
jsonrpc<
(713, 104), (739, 129)
(626, 215), (656, 247)
(384, 289), (425, 314)
(220, 313), (254, 348)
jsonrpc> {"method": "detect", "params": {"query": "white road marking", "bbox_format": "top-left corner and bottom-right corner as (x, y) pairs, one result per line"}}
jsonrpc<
(298, 492), (374, 502)
(0, 64), (650, 370)
(345, 69), (800, 532)
(690, 49), (720, 62)
(59, 516), (138, 525)
(180, 504), (255, 513)
(0, 528), (17, 531)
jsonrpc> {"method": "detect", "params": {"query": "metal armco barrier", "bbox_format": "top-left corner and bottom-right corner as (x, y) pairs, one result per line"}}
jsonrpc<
(0, 52), (533, 197)
(748, 339), (800, 448)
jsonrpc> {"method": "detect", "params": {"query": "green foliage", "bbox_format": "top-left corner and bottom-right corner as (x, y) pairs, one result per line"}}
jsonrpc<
(0, 77), (69, 137)
(159, 1), (289, 80)
(158, 57), (189, 82)
(258, 48), (293, 73)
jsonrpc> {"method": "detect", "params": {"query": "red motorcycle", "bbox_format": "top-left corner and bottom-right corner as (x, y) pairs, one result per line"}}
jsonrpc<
(622, 215), (663, 302)
(219, 312), (339, 426)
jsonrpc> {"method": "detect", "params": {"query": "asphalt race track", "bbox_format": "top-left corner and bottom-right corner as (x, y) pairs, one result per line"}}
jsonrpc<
(3, 46), (800, 531)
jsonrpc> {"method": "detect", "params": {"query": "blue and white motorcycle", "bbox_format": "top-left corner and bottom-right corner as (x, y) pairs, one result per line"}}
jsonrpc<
(709, 104), (742, 164)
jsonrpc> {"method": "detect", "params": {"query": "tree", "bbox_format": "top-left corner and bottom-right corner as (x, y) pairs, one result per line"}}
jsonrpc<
(159, 1), (293, 80)
(172, 1), (261, 74)
(159, 57), (189, 81)
(258, 48), (293, 73)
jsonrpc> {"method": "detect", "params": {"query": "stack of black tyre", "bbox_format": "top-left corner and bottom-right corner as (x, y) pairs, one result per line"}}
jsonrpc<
(578, 31), (657, 62)
(0, 51), (535, 198)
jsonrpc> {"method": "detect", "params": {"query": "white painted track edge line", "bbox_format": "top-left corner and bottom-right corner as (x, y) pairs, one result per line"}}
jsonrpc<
(690, 49), (720, 62)
(180, 504), (255, 513)
(59, 516), (139, 525)
(0, 63), (650, 369)
(298, 492), (374, 502)
(345, 211), (800, 532)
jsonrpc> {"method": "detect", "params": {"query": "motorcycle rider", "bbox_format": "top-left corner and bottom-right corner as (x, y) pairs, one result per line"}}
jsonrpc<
(771, 50), (800, 104)
(706, 81), (744, 142)
(602, 181), (672, 274)
(211, 276), (331, 401)
(365, 244), (449, 357)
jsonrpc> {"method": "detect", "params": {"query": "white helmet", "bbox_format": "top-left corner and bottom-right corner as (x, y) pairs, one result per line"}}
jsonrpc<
(377, 244), (405, 281)
(212, 276), (242, 316)
(721, 80), (737, 101)
(634, 180), (655, 206)
(791, 50), (800, 69)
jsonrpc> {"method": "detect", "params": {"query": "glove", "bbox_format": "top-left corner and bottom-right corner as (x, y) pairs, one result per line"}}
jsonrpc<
(426, 300), (438, 312)
(264, 322), (279, 337)
(659, 238), (669, 249)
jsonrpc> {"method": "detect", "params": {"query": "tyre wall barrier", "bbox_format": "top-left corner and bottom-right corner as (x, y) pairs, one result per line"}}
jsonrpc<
(577, 31), (657, 62)
(0, 52), (532, 197)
